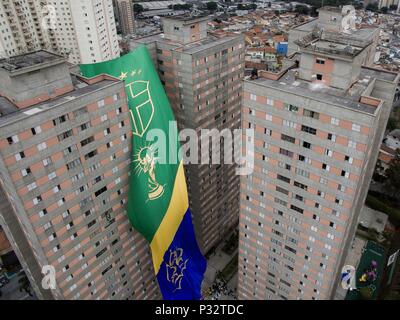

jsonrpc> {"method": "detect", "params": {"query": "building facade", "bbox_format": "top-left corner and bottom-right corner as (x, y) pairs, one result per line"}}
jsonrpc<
(288, 6), (379, 67)
(0, 0), (120, 64)
(0, 51), (158, 300)
(131, 16), (245, 253)
(115, 0), (135, 36)
(238, 26), (398, 299)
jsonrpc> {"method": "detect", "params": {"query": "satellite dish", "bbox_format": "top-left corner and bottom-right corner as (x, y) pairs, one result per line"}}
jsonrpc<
(341, 5), (356, 34)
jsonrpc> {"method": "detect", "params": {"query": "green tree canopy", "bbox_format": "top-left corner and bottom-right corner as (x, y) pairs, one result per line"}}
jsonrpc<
(385, 149), (400, 199)
(380, 6), (388, 13)
(133, 3), (144, 13)
(295, 4), (310, 15)
(206, 1), (218, 11)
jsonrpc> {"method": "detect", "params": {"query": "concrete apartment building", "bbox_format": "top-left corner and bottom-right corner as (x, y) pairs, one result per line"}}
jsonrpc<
(131, 16), (245, 253)
(0, 51), (158, 300)
(0, 0), (120, 64)
(288, 6), (379, 67)
(238, 9), (398, 299)
(114, 0), (135, 36)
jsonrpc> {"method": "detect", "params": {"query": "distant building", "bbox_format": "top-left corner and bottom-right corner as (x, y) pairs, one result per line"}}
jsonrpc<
(115, 0), (135, 35)
(0, 0), (120, 64)
(0, 51), (158, 300)
(384, 129), (400, 150)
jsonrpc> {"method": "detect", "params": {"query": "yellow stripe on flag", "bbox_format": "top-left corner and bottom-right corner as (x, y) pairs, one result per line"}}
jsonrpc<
(150, 161), (188, 274)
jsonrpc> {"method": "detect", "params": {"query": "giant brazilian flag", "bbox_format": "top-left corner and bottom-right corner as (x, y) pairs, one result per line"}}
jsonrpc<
(80, 46), (206, 300)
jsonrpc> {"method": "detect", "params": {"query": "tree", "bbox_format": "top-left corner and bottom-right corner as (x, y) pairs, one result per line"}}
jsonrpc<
(133, 4), (144, 14)
(366, 2), (379, 12)
(385, 149), (400, 199)
(295, 4), (310, 15)
(390, 4), (398, 10)
(18, 271), (33, 297)
(249, 3), (257, 10)
(206, 1), (218, 11)
(386, 117), (398, 131)
(381, 6), (388, 13)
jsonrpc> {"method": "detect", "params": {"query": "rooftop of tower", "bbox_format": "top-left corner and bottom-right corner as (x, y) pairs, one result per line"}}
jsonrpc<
(131, 32), (243, 55)
(0, 50), (65, 74)
(245, 64), (398, 116)
(161, 13), (209, 23)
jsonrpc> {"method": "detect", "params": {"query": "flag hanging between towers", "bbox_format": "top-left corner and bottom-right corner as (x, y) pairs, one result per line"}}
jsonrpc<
(80, 46), (206, 300)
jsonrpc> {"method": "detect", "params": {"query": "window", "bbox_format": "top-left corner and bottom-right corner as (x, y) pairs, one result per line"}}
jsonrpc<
(79, 122), (91, 132)
(31, 126), (42, 135)
(53, 114), (68, 126)
(285, 104), (298, 113)
(294, 181), (308, 191)
(15, 151), (25, 161)
(43, 157), (52, 167)
(301, 125), (317, 135)
(303, 109), (319, 119)
(37, 142), (47, 151)
(48, 172), (56, 180)
(33, 195), (42, 205)
(276, 186), (289, 195)
(345, 155), (353, 164)
(295, 168), (310, 178)
(280, 148), (294, 158)
(98, 99), (105, 108)
(325, 149), (333, 157)
(264, 128), (272, 136)
(67, 159), (81, 171)
(267, 98), (274, 106)
(322, 163), (330, 172)
(266, 114), (272, 121)
(39, 209), (47, 218)
(352, 123), (361, 132)
(250, 93), (257, 101)
(277, 174), (290, 184)
(298, 154), (311, 164)
(316, 58), (325, 65)
(348, 140), (357, 149)
(113, 94), (119, 101)
(7, 135), (19, 145)
(58, 130), (73, 142)
(101, 114), (108, 122)
(85, 150), (98, 160)
(341, 170), (349, 178)
(331, 117), (339, 126)
(27, 182), (37, 191)
(281, 134), (295, 143)
(21, 167), (31, 177)
(290, 205), (304, 214)
(81, 136), (94, 147)
(283, 120), (296, 128)
(316, 74), (323, 80)
(302, 141), (311, 149)
(327, 133), (336, 142)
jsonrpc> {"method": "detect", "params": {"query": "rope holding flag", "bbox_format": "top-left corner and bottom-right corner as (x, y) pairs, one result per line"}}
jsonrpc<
(80, 46), (206, 300)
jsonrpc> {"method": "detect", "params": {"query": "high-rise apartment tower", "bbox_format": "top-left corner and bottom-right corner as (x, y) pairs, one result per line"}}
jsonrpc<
(238, 8), (398, 300)
(0, 50), (158, 300)
(131, 15), (245, 253)
(0, 0), (120, 64)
